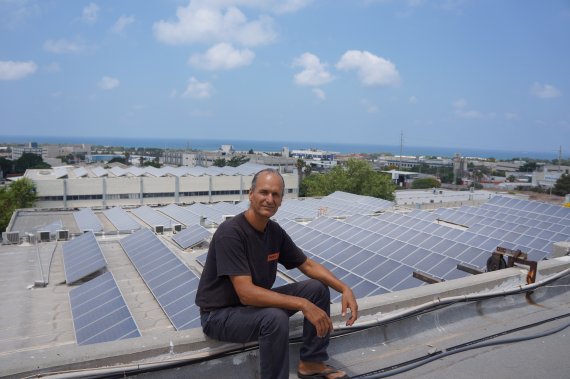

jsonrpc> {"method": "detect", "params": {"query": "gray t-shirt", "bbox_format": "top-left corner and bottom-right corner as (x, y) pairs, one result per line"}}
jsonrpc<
(195, 212), (307, 311)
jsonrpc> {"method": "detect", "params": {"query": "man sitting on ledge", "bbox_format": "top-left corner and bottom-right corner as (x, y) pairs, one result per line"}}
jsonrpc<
(196, 168), (358, 379)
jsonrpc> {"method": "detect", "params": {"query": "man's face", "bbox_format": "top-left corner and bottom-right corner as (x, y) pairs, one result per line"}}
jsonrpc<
(249, 173), (283, 219)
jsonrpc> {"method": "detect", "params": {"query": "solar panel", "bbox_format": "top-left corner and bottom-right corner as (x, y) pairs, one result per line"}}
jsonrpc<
(172, 224), (211, 249)
(120, 229), (201, 330)
(158, 204), (202, 226)
(62, 231), (107, 284)
(131, 205), (175, 229)
(185, 203), (227, 225)
(69, 272), (141, 345)
(103, 207), (141, 231)
(73, 208), (103, 232)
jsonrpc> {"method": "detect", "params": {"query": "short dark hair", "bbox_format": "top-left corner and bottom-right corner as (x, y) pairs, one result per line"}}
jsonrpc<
(251, 168), (285, 196)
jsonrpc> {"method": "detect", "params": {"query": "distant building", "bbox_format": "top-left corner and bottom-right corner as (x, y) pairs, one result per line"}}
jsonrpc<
(532, 164), (570, 189)
(24, 163), (299, 208)
(291, 148), (336, 161)
(11, 142), (46, 160)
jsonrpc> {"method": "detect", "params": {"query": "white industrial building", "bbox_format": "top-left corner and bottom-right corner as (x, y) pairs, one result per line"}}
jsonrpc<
(24, 163), (298, 209)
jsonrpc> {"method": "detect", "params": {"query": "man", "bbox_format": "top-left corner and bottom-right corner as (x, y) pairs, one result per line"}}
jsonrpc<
(196, 168), (358, 379)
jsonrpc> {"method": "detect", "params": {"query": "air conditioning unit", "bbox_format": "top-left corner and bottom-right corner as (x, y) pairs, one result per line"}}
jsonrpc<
(173, 224), (182, 233)
(56, 230), (69, 241)
(37, 231), (51, 242)
(2, 231), (20, 245)
(154, 225), (164, 234)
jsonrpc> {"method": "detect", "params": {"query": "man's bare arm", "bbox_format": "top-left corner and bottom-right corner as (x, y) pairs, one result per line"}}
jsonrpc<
(298, 258), (359, 326)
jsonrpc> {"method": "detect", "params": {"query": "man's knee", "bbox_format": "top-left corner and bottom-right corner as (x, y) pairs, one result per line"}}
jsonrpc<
(259, 308), (289, 337)
(305, 279), (330, 303)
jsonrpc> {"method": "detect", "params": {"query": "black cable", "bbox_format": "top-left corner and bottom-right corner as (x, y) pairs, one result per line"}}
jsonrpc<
(354, 314), (570, 378)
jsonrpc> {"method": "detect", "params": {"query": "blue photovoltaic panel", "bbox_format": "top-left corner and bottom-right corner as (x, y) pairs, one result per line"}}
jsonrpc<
(62, 231), (107, 284)
(104, 207), (141, 231)
(69, 272), (140, 345)
(73, 208), (103, 232)
(159, 204), (202, 226)
(131, 206), (174, 228)
(172, 224), (211, 249)
(120, 228), (201, 330)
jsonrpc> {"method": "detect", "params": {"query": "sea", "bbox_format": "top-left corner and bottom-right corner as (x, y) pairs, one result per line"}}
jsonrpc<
(0, 135), (559, 160)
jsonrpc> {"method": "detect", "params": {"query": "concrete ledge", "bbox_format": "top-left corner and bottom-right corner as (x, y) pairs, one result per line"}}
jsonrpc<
(5, 257), (570, 378)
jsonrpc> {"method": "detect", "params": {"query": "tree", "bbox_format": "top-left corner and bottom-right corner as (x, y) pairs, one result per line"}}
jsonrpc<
(0, 157), (12, 178)
(109, 157), (128, 165)
(14, 153), (50, 173)
(302, 158), (395, 200)
(213, 158), (226, 167)
(248, 148), (254, 154)
(518, 162), (537, 173)
(552, 174), (570, 196)
(227, 155), (249, 167)
(411, 178), (441, 189)
(0, 178), (37, 232)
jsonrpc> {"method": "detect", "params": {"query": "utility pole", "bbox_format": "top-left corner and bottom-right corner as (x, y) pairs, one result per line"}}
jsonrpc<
(559, 145), (562, 173)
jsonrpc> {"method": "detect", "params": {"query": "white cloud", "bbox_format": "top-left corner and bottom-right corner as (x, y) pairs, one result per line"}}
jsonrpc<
(189, 43), (254, 70)
(504, 112), (518, 120)
(182, 77), (214, 99)
(112, 15), (135, 34)
(361, 99), (379, 113)
(452, 98), (486, 119)
(312, 88), (325, 101)
(336, 50), (400, 86)
(0, 1), (41, 29)
(43, 39), (86, 54)
(153, 3), (276, 46)
(82, 3), (99, 24)
(409, 95), (417, 104)
(0, 60), (37, 80)
(531, 82), (561, 99)
(292, 53), (333, 86)
(98, 76), (120, 90)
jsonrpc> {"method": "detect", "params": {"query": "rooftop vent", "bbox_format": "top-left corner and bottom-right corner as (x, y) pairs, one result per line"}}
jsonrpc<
(2, 231), (20, 245)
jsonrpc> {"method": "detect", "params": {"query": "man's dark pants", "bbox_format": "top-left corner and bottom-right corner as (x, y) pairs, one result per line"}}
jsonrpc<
(200, 279), (331, 379)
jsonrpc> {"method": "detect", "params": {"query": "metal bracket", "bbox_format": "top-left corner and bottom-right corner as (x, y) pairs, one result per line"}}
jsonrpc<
(487, 246), (538, 284)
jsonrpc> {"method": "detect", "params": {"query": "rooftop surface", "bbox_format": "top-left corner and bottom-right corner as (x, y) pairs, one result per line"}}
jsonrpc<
(0, 190), (569, 378)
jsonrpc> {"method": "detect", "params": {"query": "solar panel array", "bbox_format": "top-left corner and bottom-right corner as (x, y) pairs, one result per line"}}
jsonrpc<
(62, 231), (107, 284)
(158, 204), (202, 226)
(431, 195), (570, 261)
(69, 272), (140, 345)
(279, 213), (475, 301)
(73, 208), (103, 232)
(185, 203), (227, 225)
(120, 229), (201, 330)
(172, 225), (211, 249)
(275, 191), (393, 220)
(103, 207), (141, 231)
(131, 206), (174, 229)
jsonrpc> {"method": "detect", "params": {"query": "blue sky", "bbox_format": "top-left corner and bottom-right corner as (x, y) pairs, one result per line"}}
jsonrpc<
(1, 0), (569, 156)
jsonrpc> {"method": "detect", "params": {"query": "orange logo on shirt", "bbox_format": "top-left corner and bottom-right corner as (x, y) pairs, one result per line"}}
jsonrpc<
(267, 252), (280, 262)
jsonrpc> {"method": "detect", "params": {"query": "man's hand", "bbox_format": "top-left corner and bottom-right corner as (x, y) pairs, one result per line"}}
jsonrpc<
(301, 299), (334, 337)
(341, 287), (358, 326)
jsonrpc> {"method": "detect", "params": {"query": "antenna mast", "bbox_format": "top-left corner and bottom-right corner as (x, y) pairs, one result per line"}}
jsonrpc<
(399, 131), (403, 171)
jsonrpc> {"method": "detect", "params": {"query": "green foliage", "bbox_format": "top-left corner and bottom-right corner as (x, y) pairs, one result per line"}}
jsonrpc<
(0, 157), (12, 178)
(227, 155), (249, 167)
(301, 158), (395, 200)
(143, 160), (161, 168)
(518, 162), (537, 172)
(0, 178), (37, 232)
(14, 153), (51, 173)
(248, 148), (254, 154)
(553, 174), (570, 196)
(109, 157), (128, 165)
(212, 158), (226, 167)
(411, 177), (441, 189)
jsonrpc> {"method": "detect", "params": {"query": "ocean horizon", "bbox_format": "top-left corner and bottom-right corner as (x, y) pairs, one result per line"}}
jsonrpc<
(0, 135), (560, 161)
